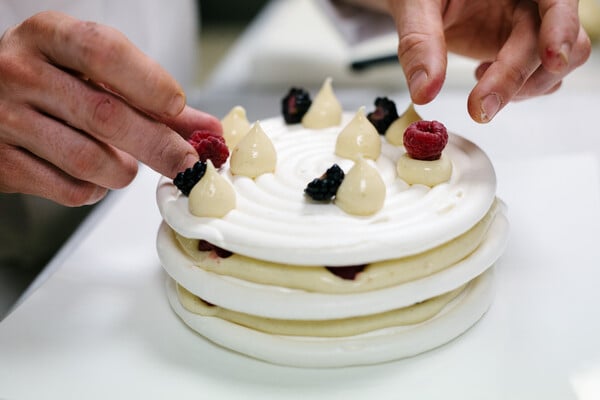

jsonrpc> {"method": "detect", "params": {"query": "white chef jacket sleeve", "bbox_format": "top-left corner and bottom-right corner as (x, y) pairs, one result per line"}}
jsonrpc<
(0, 0), (199, 89)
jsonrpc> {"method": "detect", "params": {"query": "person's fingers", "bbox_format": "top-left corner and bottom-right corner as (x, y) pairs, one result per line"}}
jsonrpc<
(475, 25), (590, 101)
(7, 57), (198, 179)
(158, 105), (224, 140)
(16, 11), (186, 118)
(514, 26), (590, 99)
(0, 100), (138, 189)
(474, 61), (492, 81)
(387, 0), (447, 104)
(516, 80), (562, 100)
(536, 0), (581, 73)
(467, 2), (542, 123)
(0, 143), (108, 206)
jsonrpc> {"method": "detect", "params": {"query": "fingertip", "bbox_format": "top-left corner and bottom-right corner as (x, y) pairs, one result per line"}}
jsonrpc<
(542, 43), (571, 74)
(164, 106), (224, 138)
(82, 186), (109, 206)
(179, 151), (200, 176)
(408, 69), (444, 105)
(467, 91), (503, 124)
(61, 182), (108, 207)
(166, 92), (187, 117)
(479, 93), (502, 123)
(204, 113), (223, 135)
(474, 62), (492, 81)
(537, 0), (582, 74)
(389, 0), (447, 106)
(543, 26), (592, 74)
(165, 146), (199, 179)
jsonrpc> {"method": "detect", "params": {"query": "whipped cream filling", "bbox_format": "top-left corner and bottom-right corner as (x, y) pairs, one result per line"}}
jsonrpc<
(176, 283), (465, 337)
(157, 113), (497, 266)
(159, 214), (508, 319)
(165, 270), (495, 367)
(173, 200), (500, 294)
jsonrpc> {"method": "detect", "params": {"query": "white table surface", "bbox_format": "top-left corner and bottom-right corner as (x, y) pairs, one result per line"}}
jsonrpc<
(2, 0), (600, 397)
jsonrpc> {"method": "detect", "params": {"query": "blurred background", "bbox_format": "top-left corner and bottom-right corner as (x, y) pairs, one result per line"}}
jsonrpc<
(195, 0), (268, 85)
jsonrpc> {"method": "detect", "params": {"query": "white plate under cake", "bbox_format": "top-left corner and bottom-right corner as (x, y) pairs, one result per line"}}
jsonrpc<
(156, 79), (509, 368)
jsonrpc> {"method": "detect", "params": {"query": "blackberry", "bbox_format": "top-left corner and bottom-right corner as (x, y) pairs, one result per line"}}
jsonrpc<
(367, 97), (399, 134)
(304, 164), (345, 201)
(325, 265), (367, 280)
(281, 87), (312, 124)
(173, 161), (207, 196)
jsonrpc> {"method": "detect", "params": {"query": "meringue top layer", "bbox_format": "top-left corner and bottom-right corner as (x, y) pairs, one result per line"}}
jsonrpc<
(157, 113), (497, 266)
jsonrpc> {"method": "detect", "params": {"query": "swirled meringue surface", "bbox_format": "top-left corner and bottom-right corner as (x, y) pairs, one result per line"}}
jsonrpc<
(157, 113), (496, 266)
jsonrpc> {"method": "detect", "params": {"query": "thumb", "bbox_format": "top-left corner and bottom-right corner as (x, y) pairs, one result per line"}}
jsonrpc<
(388, 0), (447, 104)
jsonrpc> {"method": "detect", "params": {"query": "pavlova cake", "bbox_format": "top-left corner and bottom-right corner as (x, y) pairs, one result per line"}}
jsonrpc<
(156, 78), (509, 368)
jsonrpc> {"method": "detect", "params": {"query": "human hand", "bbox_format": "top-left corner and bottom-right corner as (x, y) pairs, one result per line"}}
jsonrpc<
(386, 0), (591, 122)
(0, 11), (221, 206)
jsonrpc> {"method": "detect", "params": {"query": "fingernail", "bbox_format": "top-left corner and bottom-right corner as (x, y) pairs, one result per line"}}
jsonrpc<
(558, 43), (570, 68)
(480, 93), (502, 122)
(167, 92), (186, 117)
(545, 43), (570, 72)
(408, 69), (428, 96)
(85, 187), (108, 205)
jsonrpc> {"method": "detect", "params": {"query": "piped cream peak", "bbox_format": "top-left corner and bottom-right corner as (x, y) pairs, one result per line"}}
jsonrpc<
(385, 103), (422, 146)
(222, 106), (251, 150)
(301, 77), (342, 129)
(230, 121), (277, 178)
(335, 106), (381, 161)
(189, 160), (236, 218)
(335, 157), (386, 216)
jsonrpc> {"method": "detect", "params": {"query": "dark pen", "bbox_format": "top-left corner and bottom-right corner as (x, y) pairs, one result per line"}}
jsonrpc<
(350, 54), (398, 72)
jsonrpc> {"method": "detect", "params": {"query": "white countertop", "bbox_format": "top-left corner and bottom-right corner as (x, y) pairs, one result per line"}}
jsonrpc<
(2, 0), (600, 397)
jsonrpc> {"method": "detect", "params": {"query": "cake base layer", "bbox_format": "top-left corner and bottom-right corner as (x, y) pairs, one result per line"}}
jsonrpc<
(165, 268), (495, 368)
(156, 210), (508, 320)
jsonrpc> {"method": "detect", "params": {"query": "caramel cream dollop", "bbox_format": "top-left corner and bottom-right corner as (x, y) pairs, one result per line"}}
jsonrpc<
(221, 106), (251, 150)
(230, 121), (277, 178)
(301, 77), (342, 129)
(335, 106), (381, 161)
(396, 154), (453, 187)
(385, 103), (422, 146)
(335, 158), (386, 216)
(189, 160), (236, 217)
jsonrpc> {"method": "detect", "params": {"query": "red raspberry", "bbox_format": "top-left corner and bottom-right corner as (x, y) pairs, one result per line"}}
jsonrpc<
(187, 130), (230, 168)
(403, 120), (448, 161)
